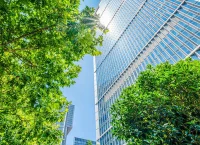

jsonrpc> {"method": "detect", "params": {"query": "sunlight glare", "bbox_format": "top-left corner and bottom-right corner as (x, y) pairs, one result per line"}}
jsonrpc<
(100, 13), (111, 27)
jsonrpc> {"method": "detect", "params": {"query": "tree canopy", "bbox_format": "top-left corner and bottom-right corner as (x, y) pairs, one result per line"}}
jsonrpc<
(0, 0), (102, 144)
(111, 59), (200, 145)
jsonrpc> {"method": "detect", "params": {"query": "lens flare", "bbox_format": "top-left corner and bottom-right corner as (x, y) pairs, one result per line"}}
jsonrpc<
(100, 12), (111, 27)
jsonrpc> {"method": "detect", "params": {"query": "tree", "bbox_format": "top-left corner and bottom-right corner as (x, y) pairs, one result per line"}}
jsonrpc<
(111, 59), (200, 145)
(86, 140), (93, 145)
(0, 0), (102, 144)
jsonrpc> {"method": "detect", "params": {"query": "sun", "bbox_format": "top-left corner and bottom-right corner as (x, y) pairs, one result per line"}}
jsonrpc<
(100, 12), (111, 27)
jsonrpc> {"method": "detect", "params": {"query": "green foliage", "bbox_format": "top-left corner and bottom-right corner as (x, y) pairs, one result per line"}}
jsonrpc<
(80, 6), (108, 32)
(111, 59), (200, 145)
(0, 0), (102, 144)
(86, 140), (93, 145)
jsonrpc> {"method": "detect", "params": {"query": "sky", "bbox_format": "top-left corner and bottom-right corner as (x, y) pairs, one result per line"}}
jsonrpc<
(62, 0), (100, 145)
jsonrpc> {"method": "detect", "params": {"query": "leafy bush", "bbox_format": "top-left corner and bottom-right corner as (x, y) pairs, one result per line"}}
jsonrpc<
(111, 59), (200, 145)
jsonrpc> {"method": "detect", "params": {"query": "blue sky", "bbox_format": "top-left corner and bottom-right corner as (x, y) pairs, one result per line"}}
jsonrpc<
(62, 0), (100, 145)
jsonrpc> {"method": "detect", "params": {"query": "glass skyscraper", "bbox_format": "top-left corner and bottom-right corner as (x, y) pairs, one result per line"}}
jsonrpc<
(73, 137), (96, 145)
(94, 0), (200, 145)
(59, 104), (75, 145)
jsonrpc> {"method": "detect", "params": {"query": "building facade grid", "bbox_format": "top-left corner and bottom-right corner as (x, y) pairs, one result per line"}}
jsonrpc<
(94, 0), (199, 145)
(59, 105), (75, 145)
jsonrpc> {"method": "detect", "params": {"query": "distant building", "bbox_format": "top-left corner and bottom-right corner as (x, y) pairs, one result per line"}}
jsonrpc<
(73, 137), (96, 145)
(65, 105), (75, 135)
(59, 105), (75, 145)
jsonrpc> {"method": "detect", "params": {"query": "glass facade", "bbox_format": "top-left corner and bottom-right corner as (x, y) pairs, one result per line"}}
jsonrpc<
(94, 0), (200, 145)
(59, 105), (75, 145)
(73, 137), (96, 145)
(66, 104), (75, 133)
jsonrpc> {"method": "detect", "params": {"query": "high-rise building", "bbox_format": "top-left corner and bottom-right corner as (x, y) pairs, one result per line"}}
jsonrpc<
(73, 137), (96, 145)
(94, 0), (200, 145)
(59, 105), (75, 145)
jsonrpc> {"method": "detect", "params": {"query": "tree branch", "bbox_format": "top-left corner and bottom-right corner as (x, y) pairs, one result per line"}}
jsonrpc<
(12, 51), (36, 67)
(5, 47), (39, 53)
(2, 24), (57, 46)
